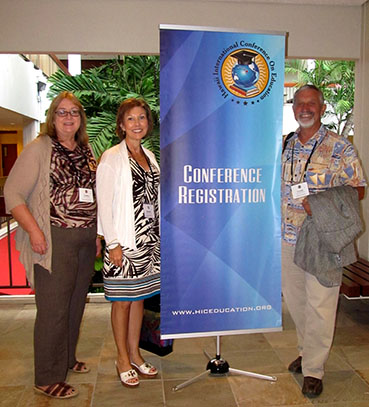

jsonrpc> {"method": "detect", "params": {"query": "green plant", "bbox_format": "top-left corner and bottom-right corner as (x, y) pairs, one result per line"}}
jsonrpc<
(47, 56), (160, 160)
(285, 59), (355, 136)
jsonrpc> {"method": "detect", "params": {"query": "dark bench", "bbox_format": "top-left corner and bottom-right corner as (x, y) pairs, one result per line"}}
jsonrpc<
(340, 257), (369, 298)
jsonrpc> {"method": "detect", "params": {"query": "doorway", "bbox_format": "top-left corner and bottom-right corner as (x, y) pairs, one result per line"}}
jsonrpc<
(1, 144), (17, 176)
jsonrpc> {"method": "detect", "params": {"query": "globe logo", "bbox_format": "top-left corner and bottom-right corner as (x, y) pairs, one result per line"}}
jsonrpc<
(220, 48), (269, 99)
(232, 62), (260, 91)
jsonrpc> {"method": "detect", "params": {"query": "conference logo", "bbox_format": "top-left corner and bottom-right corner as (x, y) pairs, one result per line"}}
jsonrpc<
(213, 41), (277, 104)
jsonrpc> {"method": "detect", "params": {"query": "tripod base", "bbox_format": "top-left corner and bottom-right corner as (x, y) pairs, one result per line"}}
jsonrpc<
(172, 355), (277, 391)
(172, 336), (277, 392)
(207, 356), (229, 374)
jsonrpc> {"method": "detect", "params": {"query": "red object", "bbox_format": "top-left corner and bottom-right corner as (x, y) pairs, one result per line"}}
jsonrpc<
(229, 85), (247, 96)
(1, 144), (18, 176)
(0, 229), (34, 295)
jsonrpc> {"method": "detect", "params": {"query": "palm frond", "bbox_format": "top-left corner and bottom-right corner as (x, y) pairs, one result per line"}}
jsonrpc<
(47, 56), (160, 156)
(285, 59), (355, 136)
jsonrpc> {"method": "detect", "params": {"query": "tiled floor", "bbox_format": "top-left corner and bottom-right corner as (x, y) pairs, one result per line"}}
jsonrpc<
(0, 294), (369, 406)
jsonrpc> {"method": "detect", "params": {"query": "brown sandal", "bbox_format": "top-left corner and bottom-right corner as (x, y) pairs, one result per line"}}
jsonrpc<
(70, 361), (90, 373)
(34, 382), (78, 399)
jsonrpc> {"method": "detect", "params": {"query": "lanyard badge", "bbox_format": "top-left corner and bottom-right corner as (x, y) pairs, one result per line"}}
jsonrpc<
(79, 188), (94, 203)
(291, 182), (309, 199)
(287, 136), (321, 200)
(143, 203), (155, 218)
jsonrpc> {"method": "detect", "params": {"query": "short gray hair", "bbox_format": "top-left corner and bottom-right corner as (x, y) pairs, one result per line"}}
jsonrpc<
(293, 85), (324, 106)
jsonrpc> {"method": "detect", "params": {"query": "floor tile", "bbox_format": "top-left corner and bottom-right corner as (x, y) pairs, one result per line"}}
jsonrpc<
(164, 375), (235, 407)
(263, 329), (298, 349)
(0, 385), (25, 406)
(337, 345), (369, 370)
(0, 358), (34, 386)
(229, 373), (307, 406)
(93, 380), (164, 407)
(0, 296), (367, 406)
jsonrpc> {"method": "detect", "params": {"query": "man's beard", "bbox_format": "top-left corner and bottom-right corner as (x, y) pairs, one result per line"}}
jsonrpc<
(297, 115), (315, 129)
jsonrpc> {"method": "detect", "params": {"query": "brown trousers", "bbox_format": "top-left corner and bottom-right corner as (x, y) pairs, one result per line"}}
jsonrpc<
(34, 225), (96, 386)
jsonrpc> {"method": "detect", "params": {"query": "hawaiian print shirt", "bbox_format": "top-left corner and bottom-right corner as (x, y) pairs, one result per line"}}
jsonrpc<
(281, 125), (367, 245)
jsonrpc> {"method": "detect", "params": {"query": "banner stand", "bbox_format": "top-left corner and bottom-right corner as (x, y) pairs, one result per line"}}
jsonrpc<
(160, 25), (284, 341)
(172, 335), (277, 392)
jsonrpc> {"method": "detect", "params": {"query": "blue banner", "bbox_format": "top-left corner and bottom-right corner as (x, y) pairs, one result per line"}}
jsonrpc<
(160, 26), (285, 338)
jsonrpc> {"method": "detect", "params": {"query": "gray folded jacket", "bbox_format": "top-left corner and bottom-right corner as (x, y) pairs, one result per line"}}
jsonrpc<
(294, 185), (363, 287)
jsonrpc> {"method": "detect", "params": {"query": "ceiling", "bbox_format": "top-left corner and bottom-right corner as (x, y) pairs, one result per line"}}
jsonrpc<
(196, 0), (367, 4)
(0, 108), (34, 132)
(1, 0), (368, 131)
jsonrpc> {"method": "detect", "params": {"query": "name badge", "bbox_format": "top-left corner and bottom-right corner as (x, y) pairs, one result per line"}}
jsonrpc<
(79, 188), (94, 203)
(291, 182), (309, 199)
(143, 203), (155, 219)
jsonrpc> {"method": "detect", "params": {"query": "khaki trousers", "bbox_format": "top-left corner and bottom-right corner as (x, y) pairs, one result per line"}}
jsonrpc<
(281, 242), (340, 379)
(34, 225), (96, 386)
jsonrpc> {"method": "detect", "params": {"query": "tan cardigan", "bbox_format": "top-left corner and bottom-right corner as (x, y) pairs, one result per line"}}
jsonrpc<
(4, 135), (52, 287)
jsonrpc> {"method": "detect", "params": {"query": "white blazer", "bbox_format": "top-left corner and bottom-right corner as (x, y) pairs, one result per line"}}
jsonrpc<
(96, 139), (160, 250)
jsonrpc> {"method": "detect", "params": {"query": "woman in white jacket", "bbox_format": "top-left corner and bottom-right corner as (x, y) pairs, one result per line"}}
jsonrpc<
(97, 98), (160, 388)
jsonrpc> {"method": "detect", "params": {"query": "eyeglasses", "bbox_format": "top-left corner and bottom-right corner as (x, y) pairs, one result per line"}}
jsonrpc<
(55, 108), (81, 117)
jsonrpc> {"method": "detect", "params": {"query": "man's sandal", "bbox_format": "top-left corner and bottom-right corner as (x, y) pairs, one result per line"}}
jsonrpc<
(70, 361), (90, 373)
(34, 382), (78, 399)
(115, 362), (140, 388)
(131, 361), (158, 378)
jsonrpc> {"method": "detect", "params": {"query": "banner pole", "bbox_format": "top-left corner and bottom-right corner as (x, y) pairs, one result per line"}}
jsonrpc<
(172, 335), (277, 392)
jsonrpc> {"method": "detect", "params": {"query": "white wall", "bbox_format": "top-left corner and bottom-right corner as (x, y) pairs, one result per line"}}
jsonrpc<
(23, 121), (39, 146)
(0, 54), (43, 121)
(0, 54), (49, 144)
(0, 0), (362, 59)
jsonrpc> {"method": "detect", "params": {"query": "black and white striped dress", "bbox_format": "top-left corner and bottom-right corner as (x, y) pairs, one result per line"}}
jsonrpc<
(102, 157), (160, 301)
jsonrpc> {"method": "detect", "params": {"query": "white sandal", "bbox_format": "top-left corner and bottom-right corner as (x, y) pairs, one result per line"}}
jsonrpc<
(115, 362), (139, 387)
(131, 361), (158, 378)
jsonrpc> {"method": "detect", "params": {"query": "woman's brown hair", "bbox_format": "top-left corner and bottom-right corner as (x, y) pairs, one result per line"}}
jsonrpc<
(116, 98), (153, 141)
(40, 91), (88, 146)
